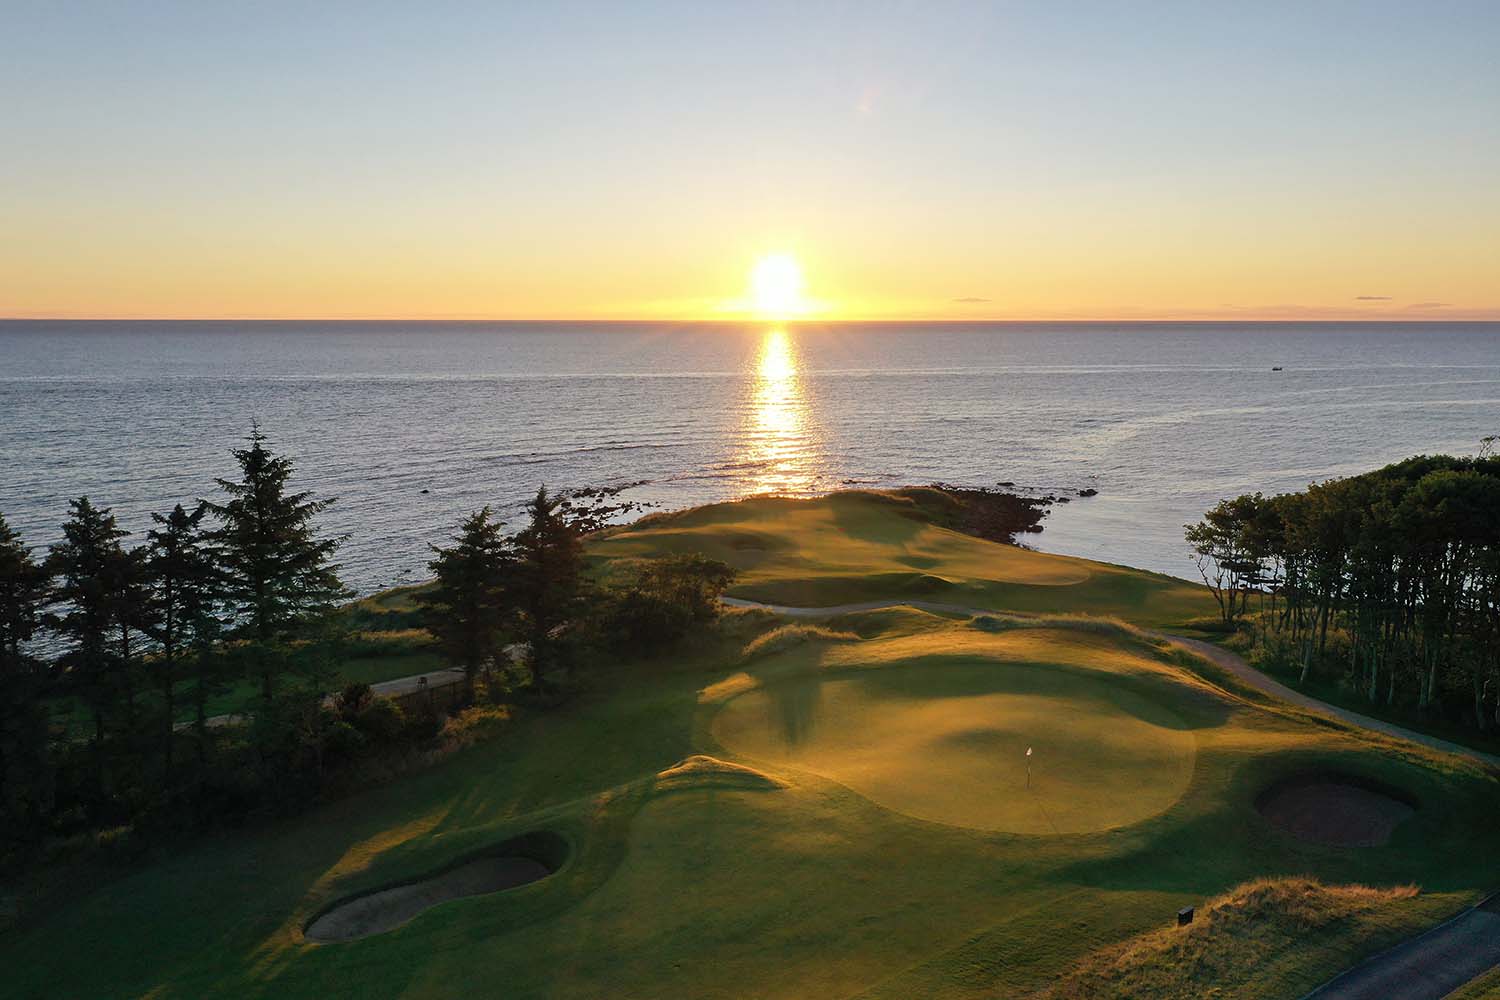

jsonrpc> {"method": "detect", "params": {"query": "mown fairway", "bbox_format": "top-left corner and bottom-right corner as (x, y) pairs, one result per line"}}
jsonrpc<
(4, 493), (1498, 1000)
(591, 489), (1218, 626)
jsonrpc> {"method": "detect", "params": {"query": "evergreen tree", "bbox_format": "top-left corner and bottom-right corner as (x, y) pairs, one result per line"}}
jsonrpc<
(510, 486), (583, 688)
(1184, 494), (1265, 625)
(46, 497), (130, 811)
(0, 513), (54, 840)
(0, 513), (49, 668)
(1195, 451), (1500, 727)
(423, 507), (510, 700)
(103, 540), (153, 729)
(146, 503), (221, 773)
(206, 428), (348, 701)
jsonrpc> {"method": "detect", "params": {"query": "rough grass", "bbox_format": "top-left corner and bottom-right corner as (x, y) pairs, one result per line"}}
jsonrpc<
(970, 611), (1157, 642)
(1038, 877), (1425, 1000)
(653, 755), (787, 793)
(439, 705), (513, 750)
(48, 630), (446, 735)
(742, 623), (859, 661)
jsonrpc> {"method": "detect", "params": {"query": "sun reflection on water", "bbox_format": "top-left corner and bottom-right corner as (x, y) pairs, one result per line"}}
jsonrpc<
(739, 327), (820, 496)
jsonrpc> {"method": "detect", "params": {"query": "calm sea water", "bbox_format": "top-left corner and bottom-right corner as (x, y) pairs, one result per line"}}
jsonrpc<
(3, 321), (1497, 593)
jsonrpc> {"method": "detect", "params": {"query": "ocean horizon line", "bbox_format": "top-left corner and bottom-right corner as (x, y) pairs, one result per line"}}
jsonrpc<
(5, 316), (1500, 327)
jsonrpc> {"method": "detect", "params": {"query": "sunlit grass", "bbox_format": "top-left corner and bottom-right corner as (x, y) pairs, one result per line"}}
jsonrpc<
(593, 489), (1216, 626)
(6, 497), (1498, 1000)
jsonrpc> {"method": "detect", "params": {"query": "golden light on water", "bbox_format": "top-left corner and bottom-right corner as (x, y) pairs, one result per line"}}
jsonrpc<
(758, 326), (796, 381)
(739, 327), (818, 495)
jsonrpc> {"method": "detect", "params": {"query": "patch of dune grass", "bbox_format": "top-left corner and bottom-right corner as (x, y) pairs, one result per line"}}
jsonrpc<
(439, 705), (513, 749)
(741, 623), (858, 661)
(971, 610), (1157, 642)
(1038, 877), (1434, 1000)
(653, 755), (787, 793)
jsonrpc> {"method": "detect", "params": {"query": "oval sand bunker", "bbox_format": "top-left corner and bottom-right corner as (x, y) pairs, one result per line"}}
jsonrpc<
(305, 832), (566, 942)
(1256, 774), (1415, 847)
(712, 662), (1196, 835)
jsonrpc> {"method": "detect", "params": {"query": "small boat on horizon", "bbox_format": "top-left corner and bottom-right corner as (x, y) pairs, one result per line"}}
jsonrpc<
(1271, 366), (1284, 371)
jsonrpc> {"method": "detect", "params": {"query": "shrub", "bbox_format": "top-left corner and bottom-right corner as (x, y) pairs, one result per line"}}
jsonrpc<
(1249, 631), (1300, 674)
(353, 697), (406, 745)
(334, 682), (374, 719)
(440, 705), (511, 750)
(403, 707), (443, 745)
(599, 554), (737, 653)
(324, 720), (367, 762)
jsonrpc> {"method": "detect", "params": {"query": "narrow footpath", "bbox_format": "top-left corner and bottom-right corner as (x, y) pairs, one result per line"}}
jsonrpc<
(1169, 635), (1500, 769)
(1302, 895), (1500, 1000)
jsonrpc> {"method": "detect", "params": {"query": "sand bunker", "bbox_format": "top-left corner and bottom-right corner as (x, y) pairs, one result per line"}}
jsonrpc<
(713, 662), (1196, 835)
(1256, 773), (1415, 847)
(305, 832), (566, 942)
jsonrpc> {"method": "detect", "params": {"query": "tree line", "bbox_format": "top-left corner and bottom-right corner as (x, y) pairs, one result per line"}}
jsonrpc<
(1185, 449), (1500, 732)
(0, 428), (732, 861)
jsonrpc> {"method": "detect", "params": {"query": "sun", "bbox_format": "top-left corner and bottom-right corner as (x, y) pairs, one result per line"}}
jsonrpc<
(749, 254), (808, 318)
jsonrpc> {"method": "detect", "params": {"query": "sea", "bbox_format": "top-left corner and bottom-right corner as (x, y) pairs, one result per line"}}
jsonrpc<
(3, 321), (1497, 595)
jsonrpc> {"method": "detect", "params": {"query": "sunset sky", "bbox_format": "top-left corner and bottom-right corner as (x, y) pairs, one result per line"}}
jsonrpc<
(3, 1), (1497, 321)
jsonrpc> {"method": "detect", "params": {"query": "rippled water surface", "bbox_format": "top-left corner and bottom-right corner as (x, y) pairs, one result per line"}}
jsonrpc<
(3, 321), (1497, 591)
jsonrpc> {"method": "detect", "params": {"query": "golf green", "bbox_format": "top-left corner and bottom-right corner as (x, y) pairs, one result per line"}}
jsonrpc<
(714, 659), (1196, 835)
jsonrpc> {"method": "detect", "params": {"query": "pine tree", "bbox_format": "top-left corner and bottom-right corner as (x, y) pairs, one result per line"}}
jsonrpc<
(510, 486), (583, 689)
(0, 513), (49, 669)
(206, 428), (348, 701)
(103, 540), (153, 730)
(46, 497), (130, 811)
(147, 503), (221, 772)
(0, 513), (54, 839)
(424, 507), (510, 700)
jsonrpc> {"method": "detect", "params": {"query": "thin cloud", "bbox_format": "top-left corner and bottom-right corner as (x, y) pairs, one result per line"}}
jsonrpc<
(953, 296), (992, 303)
(1354, 295), (1391, 301)
(1407, 301), (1450, 309)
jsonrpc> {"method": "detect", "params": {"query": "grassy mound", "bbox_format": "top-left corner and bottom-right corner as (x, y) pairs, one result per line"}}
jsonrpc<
(653, 755), (788, 793)
(1039, 877), (1424, 1000)
(592, 491), (1216, 627)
